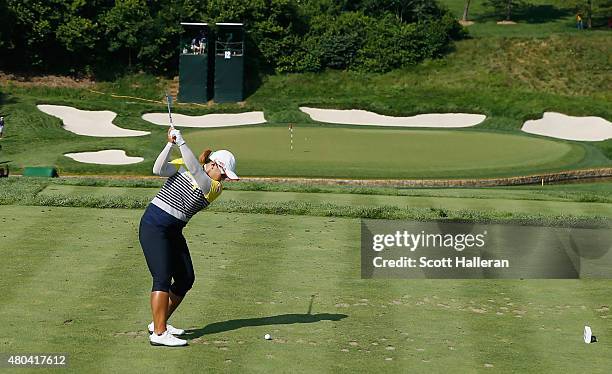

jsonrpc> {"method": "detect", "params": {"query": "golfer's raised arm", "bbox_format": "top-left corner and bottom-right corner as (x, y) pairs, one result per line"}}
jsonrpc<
(152, 142), (176, 177)
(178, 142), (212, 191)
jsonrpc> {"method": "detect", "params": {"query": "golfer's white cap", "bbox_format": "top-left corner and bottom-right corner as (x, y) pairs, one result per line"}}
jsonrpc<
(210, 150), (239, 180)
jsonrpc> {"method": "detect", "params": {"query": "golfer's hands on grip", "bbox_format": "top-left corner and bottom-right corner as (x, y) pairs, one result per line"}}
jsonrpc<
(167, 127), (185, 146)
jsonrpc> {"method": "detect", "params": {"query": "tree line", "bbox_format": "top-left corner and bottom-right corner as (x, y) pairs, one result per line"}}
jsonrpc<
(0, 0), (464, 77)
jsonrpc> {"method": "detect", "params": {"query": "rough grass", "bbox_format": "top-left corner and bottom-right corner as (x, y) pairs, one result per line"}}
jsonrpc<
(3, 177), (612, 203)
(1, 177), (609, 226)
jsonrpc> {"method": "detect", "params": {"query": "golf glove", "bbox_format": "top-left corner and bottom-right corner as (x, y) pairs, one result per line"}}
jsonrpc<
(170, 129), (185, 146)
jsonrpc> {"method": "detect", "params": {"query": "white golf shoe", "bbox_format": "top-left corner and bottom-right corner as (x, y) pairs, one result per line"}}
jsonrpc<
(148, 322), (185, 336)
(149, 330), (188, 347)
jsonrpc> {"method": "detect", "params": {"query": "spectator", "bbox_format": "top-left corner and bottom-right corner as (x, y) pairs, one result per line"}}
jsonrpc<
(0, 116), (4, 138)
(199, 32), (207, 54)
(576, 13), (584, 30)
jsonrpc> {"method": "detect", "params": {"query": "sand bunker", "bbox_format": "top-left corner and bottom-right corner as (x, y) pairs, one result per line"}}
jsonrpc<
(142, 112), (266, 128)
(64, 150), (144, 165)
(38, 105), (150, 137)
(521, 112), (612, 141)
(300, 107), (486, 128)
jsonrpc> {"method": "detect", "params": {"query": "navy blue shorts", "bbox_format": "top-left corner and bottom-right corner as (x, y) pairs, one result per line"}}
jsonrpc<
(139, 204), (195, 297)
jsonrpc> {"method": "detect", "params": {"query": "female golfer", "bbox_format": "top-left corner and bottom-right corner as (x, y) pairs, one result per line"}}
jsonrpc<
(140, 128), (238, 347)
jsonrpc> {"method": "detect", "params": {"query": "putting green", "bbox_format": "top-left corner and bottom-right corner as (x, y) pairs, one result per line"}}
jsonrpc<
(1, 205), (611, 372)
(184, 127), (587, 179)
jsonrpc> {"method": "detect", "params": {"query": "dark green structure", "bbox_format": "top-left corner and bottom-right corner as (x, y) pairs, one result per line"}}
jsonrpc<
(178, 23), (210, 103)
(23, 167), (58, 177)
(214, 23), (245, 103)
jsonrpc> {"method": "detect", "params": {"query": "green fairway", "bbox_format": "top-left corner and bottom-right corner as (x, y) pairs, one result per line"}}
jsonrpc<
(38, 184), (612, 218)
(1, 205), (611, 372)
(185, 126), (589, 179)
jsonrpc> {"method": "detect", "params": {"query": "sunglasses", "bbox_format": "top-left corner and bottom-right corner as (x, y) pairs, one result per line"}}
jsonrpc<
(211, 161), (228, 179)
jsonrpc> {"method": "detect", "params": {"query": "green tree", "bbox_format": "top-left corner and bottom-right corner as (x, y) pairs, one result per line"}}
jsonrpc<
(56, 16), (98, 53)
(296, 0), (349, 17)
(484, 0), (525, 21)
(462, 0), (472, 21)
(206, 0), (302, 70)
(4, 0), (69, 69)
(0, 0), (465, 76)
(0, 0), (12, 51)
(307, 12), (370, 70)
(101, 0), (152, 68)
(136, 0), (203, 74)
(54, 0), (110, 58)
(346, 0), (446, 22)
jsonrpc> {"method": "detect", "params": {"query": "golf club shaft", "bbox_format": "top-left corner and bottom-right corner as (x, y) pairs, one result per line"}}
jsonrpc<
(166, 92), (174, 129)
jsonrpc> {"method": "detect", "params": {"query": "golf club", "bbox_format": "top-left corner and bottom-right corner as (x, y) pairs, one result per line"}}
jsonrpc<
(165, 91), (175, 129)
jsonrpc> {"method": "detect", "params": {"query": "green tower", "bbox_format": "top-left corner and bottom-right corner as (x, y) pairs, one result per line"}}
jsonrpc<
(178, 22), (210, 103)
(214, 23), (245, 103)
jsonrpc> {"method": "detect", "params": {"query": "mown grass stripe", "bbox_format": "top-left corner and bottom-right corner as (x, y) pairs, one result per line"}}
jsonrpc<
(78, 207), (215, 372)
(205, 213), (301, 371)
(0, 206), (85, 305)
(0, 207), (138, 363)
(233, 216), (358, 373)
(451, 280), (548, 372)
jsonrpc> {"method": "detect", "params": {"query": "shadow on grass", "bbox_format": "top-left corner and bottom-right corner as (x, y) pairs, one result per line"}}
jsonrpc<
(477, 4), (572, 24)
(0, 91), (18, 108)
(186, 313), (348, 338)
(513, 5), (573, 24)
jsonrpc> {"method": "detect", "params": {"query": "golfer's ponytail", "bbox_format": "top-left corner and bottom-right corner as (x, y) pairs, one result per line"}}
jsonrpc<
(199, 149), (212, 165)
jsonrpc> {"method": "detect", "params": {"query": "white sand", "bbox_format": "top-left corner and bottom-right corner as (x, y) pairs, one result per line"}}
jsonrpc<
(300, 107), (486, 128)
(64, 150), (144, 165)
(142, 112), (266, 128)
(38, 104), (150, 137)
(521, 112), (612, 141)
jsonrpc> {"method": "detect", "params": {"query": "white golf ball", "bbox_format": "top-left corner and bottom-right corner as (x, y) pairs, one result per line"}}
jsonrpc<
(264, 333), (272, 340)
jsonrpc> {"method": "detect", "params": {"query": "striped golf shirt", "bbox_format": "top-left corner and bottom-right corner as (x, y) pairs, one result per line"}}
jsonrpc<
(151, 144), (222, 222)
